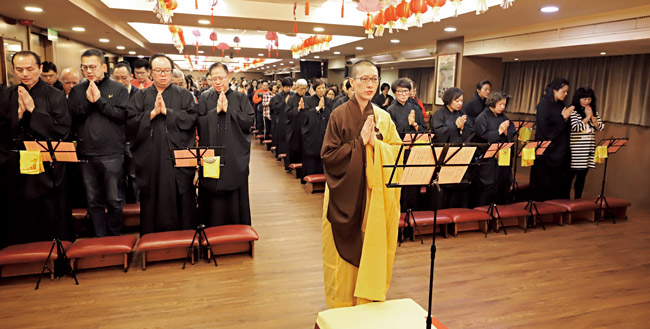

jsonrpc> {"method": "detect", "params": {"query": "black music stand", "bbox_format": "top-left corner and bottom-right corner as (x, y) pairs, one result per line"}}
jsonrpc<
(171, 146), (224, 269)
(23, 140), (81, 290)
(594, 137), (628, 225)
(481, 142), (514, 237)
(384, 140), (480, 329)
(510, 120), (535, 202)
(517, 140), (551, 232)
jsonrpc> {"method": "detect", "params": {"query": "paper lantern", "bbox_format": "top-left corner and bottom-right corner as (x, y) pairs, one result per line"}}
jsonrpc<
(476, 0), (488, 15)
(410, 0), (429, 28)
(450, 0), (461, 17)
(164, 0), (177, 11)
(426, 0), (446, 23)
(217, 42), (230, 58)
(169, 25), (183, 53)
(373, 10), (385, 37)
(362, 14), (375, 39)
(168, 25), (179, 34)
(396, 0), (410, 30)
(209, 32), (218, 52)
(384, 5), (398, 33)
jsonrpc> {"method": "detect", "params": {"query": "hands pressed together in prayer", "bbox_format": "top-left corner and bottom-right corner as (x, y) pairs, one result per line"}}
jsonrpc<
(456, 114), (467, 130)
(298, 97), (305, 111)
(561, 105), (575, 121)
(583, 106), (598, 125)
(317, 97), (324, 112)
(150, 93), (167, 120)
(408, 109), (418, 129)
(17, 86), (35, 120)
(361, 115), (376, 147)
(86, 80), (101, 103)
(217, 91), (228, 113)
(498, 120), (510, 135)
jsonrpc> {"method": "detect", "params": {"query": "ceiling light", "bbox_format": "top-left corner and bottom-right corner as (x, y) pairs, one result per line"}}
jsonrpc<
(333, 51), (341, 55)
(314, 56), (320, 59)
(390, 67), (394, 69)
(280, 63), (284, 66)
(25, 6), (43, 13)
(273, 65), (276, 67)
(198, 20), (210, 25)
(99, 38), (109, 43)
(444, 27), (457, 32)
(540, 6), (559, 13)
(128, 51), (136, 55)
(600, 52), (607, 55)
(514, 58), (519, 61)
(313, 27), (325, 32)
(72, 27), (85, 32)
(356, 47), (364, 50)
(390, 39), (400, 44)
(198, 50), (205, 54)
(289, 61), (294, 64)
(116, 46), (125, 50)
(138, 55), (144, 59)
(258, 53), (264, 57)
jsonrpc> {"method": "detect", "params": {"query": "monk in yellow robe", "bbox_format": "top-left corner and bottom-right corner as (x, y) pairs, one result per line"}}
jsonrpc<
(320, 60), (402, 308)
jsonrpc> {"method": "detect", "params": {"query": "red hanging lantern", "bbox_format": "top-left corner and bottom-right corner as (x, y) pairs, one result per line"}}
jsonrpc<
(410, 0), (428, 27)
(305, 0), (309, 15)
(384, 5), (397, 33)
(396, 0), (411, 29)
(168, 25), (179, 34)
(217, 42), (230, 58)
(233, 36), (241, 53)
(209, 32), (218, 52)
(426, 0), (446, 22)
(210, 0), (219, 24)
(164, 0), (178, 10)
(362, 14), (375, 39)
(373, 10), (385, 37)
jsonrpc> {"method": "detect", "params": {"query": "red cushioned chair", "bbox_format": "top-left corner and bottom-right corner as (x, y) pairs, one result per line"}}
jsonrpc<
(510, 201), (566, 232)
(122, 203), (141, 228)
(201, 225), (259, 259)
(594, 197), (631, 224)
(67, 236), (137, 272)
(474, 203), (530, 234)
(256, 134), (265, 144)
(399, 210), (452, 245)
(304, 174), (326, 193)
(288, 163), (303, 179)
(137, 230), (199, 270)
(544, 198), (601, 224)
(0, 241), (72, 279)
(437, 208), (490, 237)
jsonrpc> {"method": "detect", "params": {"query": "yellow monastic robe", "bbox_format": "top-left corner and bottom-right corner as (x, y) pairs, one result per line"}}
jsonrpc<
(322, 105), (402, 308)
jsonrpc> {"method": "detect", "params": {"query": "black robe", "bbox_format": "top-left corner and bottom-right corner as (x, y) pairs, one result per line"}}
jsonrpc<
(464, 94), (486, 120)
(387, 100), (426, 139)
(0, 80), (71, 245)
(301, 94), (332, 177)
(372, 93), (394, 111)
(285, 93), (306, 166)
(127, 84), (197, 234)
(197, 89), (254, 227)
(270, 90), (290, 156)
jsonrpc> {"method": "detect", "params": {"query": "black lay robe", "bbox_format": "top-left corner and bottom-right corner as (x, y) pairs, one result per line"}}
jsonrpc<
(127, 84), (197, 234)
(285, 93), (306, 167)
(0, 80), (71, 245)
(197, 89), (254, 227)
(301, 94), (332, 177)
(270, 90), (290, 158)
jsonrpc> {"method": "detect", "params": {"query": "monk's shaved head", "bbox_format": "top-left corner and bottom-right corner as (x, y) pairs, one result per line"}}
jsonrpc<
(349, 60), (377, 78)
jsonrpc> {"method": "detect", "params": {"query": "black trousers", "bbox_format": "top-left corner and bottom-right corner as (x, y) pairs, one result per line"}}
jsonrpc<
(530, 158), (570, 201)
(567, 169), (589, 199)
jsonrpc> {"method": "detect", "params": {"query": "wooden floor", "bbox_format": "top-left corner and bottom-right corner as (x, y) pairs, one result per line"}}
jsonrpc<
(1, 142), (650, 329)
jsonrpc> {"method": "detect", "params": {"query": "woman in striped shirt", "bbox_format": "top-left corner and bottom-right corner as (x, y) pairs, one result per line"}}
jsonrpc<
(568, 87), (604, 199)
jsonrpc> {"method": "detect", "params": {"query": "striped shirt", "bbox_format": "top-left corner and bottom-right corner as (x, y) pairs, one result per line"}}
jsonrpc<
(569, 111), (604, 169)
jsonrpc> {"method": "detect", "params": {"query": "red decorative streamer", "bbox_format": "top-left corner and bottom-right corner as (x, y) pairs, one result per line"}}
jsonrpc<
(305, 0), (309, 15)
(293, 2), (298, 33)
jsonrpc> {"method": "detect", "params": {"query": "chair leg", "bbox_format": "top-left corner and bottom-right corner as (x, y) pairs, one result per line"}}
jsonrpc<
(142, 253), (146, 271)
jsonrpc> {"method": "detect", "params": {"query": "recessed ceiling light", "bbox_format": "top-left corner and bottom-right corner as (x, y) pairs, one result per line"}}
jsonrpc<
(116, 46), (125, 50)
(514, 58), (519, 61)
(390, 67), (394, 69)
(289, 61), (294, 64)
(273, 65), (276, 67)
(198, 20), (210, 25)
(128, 51), (136, 55)
(390, 39), (400, 44)
(314, 56), (320, 59)
(280, 63), (284, 66)
(600, 52), (607, 55)
(198, 50), (205, 54)
(72, 27), (85, 32)
(99, 38), (109, 43)
(25, 6), (43, 13)
(356, 47), (364, 50)
(313, 27), (325, 32)
(333, 51), (341, 55)
(444, 27), (457, 32)
(258, 53), (264, 56)
(540, 6), (559, 13)
(138, 55), (144, 59)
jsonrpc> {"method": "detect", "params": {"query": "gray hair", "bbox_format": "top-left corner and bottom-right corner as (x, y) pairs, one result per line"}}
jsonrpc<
(296, 79), (308, 87)
(172, 68), (184, 79)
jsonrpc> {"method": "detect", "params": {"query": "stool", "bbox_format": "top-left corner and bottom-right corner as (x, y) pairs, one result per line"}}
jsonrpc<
(251, 129), (259, 135)
(263, 140), (272, 150)
(399, 210), (452, 245)
(288, 163), (303, 178)
(474, 203), (530, 234)
(304, 174), (326, 193)
(123, 203), (140, 227)
(438, 208), (490, 237)
(512, 201), (565, 231)
(137, 230), (199, 270)
(594, 197), (631, 223)
(544, 198), (600, 224)
(256, 134), (265, 144)
(201, 225), (259, 259)
(0, 241), (72, 279)
(71, 208), (89, 235)
(67, 236), (137, 272)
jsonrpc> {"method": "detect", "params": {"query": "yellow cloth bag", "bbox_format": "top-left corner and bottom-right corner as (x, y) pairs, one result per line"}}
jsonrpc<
(202, 156), (220, 179)
(518, 127), (532, 143)
(521, 147), (535, 167)
(20, 150), (45, 175)
(498, 148), (511, 167)
(594, 145), (608, 164)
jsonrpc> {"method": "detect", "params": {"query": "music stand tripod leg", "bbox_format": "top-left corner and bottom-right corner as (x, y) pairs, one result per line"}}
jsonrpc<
(35, 239), (56, 290)
(199, 226), (218, 267)
(183, 226), (200, 270)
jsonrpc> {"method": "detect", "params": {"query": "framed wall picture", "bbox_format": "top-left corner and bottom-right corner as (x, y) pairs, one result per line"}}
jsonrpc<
(435, 53), (458, 106)
(0, 37), (23, 86)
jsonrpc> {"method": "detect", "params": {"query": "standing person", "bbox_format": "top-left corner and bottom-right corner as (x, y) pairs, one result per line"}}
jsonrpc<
(332, 80), (354, 109)
(60, 68), (80, 98)
(464, 80), (491, 120)
(196, 63), (254, 227)
(41, 61), (64, 90)
(372, 83), (394, 110)
(255, 81), (272, 140)
(1, 51), (71, 244)
(473, 91), (516, 206)
(285, 79), (308, 167)
(127, 54), (197, 234)
(326, 88), (336, 101)
(568, 87), (604, 199)
(387, 78), (426, 138)
(321, 60), (402, 308)
(131, 59), (153, 89)
(404, 78), (426, 119)
(270, 78), (292, 165)
(301, 79), (332, 177)
(530, 78), (573, 201)
(68, 49), (129, 237)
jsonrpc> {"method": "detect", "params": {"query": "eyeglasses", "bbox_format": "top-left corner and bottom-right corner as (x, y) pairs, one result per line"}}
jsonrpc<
(395, 89), (410, 95)
(152, 68), (172, 75)
(352, 76), (380, 84)
(213, 75), (229, 81)
(80, 65), (98, 71)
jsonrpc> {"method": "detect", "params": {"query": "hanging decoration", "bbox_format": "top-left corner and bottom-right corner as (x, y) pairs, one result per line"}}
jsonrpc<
(192, 29), (201, 56)
(396, 0), (410, 30)
(184, 55), (193, 70)
(265, 31), (279, 57)
(209, 31), (218, 52)
(409, 0), (428, 27)
(384, 4), (397, 33)
(362, 14), (375, 39)
(373, 10), (385, 37)
(341, 0), (345, 18)
(233, 36), (241, 53)
(358, 0), (381, 39)
(305, 0), (310, 15)
(293, 2), (298, 33)
(217, 42), (230, 58)
(501, 0), (514, 9)
(426, 0), (446, 23)
(195, 0), (198, 10)
(148, 0), (176, 24)
(291, 34), (332, 58)
(450, 0), (461, 17)
(476, 0), (488, 15)
(169, 25), (185, 53)
(211, 0), (219, 24)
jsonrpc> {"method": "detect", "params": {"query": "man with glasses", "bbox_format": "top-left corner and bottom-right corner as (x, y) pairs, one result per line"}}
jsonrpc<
(285, 79), (308, 171)
(127, 54), (197, 234)
(112, 61), (139, 99)
(131, 59), (153, 90)
(68, 49), (129, 237)
(320, 60), (402, 308)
